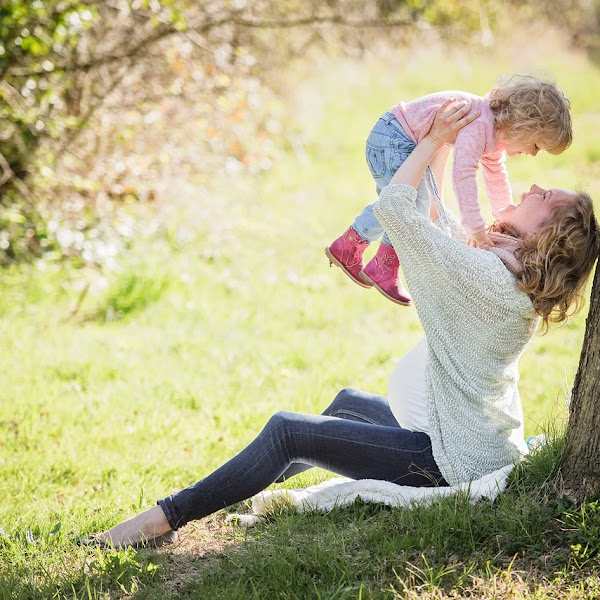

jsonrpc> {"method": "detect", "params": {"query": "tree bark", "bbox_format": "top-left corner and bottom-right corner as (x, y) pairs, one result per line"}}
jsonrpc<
(561, 260), (600, 501)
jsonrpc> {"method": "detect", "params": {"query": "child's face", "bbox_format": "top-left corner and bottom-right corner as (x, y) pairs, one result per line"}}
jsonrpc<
(502, 136), (541, 157)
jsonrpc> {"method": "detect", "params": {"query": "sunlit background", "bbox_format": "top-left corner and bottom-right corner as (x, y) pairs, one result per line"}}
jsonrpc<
(1, 1), (600, 597)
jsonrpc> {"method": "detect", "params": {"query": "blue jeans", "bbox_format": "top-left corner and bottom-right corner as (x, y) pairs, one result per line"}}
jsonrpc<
(353, 112), (439, 245)
(158, 388), (447, 530)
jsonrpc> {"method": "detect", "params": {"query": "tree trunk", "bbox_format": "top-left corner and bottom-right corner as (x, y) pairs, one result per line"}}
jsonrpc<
(561, 260), (600, 501)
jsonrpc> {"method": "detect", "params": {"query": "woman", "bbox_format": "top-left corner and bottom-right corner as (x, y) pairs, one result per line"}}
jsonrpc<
(83, 101), (599, 548)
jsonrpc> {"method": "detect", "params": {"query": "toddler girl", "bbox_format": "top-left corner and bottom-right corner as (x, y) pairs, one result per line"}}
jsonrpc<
(325, 74), (572, 305)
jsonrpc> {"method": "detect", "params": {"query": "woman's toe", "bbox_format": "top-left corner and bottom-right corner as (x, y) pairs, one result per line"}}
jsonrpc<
(77, 534), (112, 548)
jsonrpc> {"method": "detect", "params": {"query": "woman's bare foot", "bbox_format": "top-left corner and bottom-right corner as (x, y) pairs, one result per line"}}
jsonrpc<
(95, 505), (173, 548)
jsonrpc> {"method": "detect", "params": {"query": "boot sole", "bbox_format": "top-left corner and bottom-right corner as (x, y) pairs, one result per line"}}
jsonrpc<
(359, 272), (412, 306)
(324, 247), (372, 289)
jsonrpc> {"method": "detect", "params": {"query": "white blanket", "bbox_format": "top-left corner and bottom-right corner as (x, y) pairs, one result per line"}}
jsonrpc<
(227, 464), (514, 527)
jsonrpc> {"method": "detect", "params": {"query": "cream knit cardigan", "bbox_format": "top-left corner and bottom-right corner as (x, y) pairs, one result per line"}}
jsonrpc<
(374, 184), (533, 485)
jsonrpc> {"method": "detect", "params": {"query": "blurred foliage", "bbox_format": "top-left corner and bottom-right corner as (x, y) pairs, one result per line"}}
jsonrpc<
(87, 269), (170, 322)
(510, 0), (600, 60)
(0, 0), (599, 266)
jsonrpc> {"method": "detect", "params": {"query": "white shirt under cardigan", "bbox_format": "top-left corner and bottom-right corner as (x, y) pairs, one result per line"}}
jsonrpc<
(374, 184), (532, 486)
(388, 337), (430, 434)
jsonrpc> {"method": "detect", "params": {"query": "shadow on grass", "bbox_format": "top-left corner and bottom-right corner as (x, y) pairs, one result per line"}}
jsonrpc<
(3, 438), (599, 599)
(0, 516), (243, 600)
(145, 437), (600, 599)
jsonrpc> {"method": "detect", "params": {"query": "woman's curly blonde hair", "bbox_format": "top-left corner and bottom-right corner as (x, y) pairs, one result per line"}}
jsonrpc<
(490, 192), (599, 333)
(489, 75), (572, 154)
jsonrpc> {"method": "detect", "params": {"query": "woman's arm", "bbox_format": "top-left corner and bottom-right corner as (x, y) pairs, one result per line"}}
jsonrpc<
(373, 101), (518, 327)
(428, 146), (451, 221)
(373, 186), (521, 342)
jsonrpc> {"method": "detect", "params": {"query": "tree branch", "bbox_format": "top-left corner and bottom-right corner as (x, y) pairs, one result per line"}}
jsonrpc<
(53, 66), (129, 162)
(0, 151), (14, 188)
(7, 12), (412, 78)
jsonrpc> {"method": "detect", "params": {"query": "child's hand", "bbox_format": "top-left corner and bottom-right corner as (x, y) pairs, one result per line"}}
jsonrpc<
(467, 229), (494, 249)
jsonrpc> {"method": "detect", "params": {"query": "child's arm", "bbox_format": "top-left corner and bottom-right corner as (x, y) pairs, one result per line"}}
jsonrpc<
(451, 124), (491, 234)
(430, 135), (493, 250)
(480, 151), (513, 219)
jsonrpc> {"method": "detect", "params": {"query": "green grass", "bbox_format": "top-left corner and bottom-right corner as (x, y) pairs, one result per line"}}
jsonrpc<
(1, 26), (600, 599)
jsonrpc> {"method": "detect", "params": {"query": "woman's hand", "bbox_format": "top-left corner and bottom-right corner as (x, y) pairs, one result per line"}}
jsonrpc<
(427, 99), (480, 148)
(387, 100), (479, 189)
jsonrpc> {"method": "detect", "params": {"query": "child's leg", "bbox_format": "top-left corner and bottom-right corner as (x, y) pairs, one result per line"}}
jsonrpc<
(327, 113), (425, 298)
(353, 114), (416, 241)
(352, 196), (385, 242)
(368, 169), (438, 305)
(324, 117), (402, 288)
(358, 119), (423, 305)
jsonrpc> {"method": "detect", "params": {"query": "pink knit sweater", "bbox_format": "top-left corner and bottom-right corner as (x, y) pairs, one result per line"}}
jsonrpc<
(391, 91), (512, 234)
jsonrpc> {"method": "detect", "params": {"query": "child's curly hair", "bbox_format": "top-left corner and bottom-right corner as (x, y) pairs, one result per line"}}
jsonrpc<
(490, 192), (599, 333)
(489, 75), (572, 155)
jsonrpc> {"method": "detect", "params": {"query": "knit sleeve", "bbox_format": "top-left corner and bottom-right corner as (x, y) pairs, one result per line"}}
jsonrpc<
(376, 184), (536, 485)
(480, 150), (513, 219)
(451, 122), (488, 234)
(443, 208), (468, 245)
(373, 184), (517, 327)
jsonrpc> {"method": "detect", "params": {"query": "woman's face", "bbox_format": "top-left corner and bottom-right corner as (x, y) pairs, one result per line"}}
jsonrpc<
(497, 185), (577, 236)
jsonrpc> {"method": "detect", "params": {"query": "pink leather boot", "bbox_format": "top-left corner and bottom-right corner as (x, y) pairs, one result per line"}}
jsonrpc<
(325, 227), (372, 288)
(360, 242), (412, 306)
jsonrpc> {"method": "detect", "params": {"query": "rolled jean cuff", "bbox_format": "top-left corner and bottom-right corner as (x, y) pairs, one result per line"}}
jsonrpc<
(157, 495), (184, 531)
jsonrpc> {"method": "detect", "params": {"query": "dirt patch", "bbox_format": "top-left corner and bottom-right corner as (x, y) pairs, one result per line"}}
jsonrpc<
(152, 513), (250, 595)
